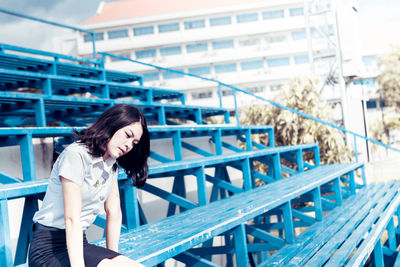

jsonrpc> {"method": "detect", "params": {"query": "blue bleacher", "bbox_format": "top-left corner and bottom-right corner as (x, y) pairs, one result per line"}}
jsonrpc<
(0, 43), (185, 103)
(1, 43), (399, 267)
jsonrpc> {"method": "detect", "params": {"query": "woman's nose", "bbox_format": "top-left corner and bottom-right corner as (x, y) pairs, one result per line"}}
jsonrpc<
(125, 141), (132, 151)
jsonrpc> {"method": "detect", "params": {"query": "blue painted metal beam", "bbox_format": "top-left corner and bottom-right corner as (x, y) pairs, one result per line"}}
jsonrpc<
(141, 183), (197, 210)
(205, 174), (243, 194)
(0, 171), (22, 184)
(0, 199), (12, 267)
(245, 225), (285, 248)
(14, 197), (38, 265)
(173, 251), (219, 266)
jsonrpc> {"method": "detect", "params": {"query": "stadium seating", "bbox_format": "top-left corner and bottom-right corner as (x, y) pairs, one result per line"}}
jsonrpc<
(0, 43), (398, 267)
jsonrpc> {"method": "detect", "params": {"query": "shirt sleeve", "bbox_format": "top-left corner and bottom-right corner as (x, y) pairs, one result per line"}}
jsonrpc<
(58, 147), (85, 186)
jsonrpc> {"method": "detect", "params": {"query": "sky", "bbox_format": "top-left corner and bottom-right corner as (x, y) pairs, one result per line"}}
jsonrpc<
(0, 0), (399, 52)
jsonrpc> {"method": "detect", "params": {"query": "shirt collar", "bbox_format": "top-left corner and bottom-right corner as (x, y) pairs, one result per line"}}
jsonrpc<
(92, 156), (116, 173)
(104, 156), (116, 172)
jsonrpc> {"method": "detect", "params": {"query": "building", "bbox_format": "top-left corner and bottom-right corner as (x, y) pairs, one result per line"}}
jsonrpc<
(70, 0), (400, 159)
(75, 0), (400, 157)
(75, 0), (362, 109)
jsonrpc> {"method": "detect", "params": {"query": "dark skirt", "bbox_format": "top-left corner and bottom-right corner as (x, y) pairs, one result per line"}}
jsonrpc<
(28, 224), (120, 267)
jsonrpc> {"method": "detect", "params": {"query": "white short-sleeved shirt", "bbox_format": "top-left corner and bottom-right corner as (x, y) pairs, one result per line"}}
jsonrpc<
(33, 142), (118, 230)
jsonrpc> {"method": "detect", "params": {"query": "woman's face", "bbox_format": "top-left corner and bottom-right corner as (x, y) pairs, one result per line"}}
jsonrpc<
(104, 122), (143, 160)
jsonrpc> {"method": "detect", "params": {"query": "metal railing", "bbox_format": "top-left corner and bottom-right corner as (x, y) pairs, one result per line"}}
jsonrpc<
(1, 7), (399, 163)
(0, 43), (100, 66)
(0, 8), (98, 59)
(99, 52), (400, 163)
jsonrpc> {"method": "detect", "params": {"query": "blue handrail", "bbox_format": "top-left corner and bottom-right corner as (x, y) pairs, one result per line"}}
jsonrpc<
(1, 7), (398, 159)
(99, 52), (400, 159)
(0, 43), (100, 66)
(0, 8), (98, 59)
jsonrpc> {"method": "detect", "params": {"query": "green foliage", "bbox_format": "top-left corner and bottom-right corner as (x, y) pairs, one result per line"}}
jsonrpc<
(369, 111), (400, 150)
(376, 46), (400, 111)
(240, 77), (352, 166)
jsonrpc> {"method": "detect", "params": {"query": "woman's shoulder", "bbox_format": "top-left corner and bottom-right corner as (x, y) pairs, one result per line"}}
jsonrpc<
(62, 142), (91, 159)
(65, 142), (86, 152)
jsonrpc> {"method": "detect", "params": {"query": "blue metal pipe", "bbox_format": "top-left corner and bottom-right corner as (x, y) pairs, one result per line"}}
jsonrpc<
(0, 8), (93, 34)
(99, 52), (400, 155)
(0, 8), (97, 59)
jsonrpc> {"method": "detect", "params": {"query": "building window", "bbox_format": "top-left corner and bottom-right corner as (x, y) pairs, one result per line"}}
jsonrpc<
(192, 91), (212, 99)
(158, 22), (180, 33)
(245, 85), (265, 93)
(160, 46), (182, 56)
(270, 84), (283, 91)
(143, 72), (159, 82)
(262, 10), (284, 20)
(294, 55), (309, 64)
(83, 32), (104, 42)
(363, 57), (375, 66)
(327, 25), (335, 35)
(163, 69), (184, 79)
(109, 52), (131, 62)
(108, 29), (129, 40)
(354, 78), (375, 87)
(222, 90), (233, 96)
(291, 30), (306, 40)
(290, 7), (304, 16)
(267, 57), (290, 67)
(210, 16), (231, 26)
(133, 25), (154, 36)
(366, 100), (377, 109)
(265, 34), (287, 43)
(236, 13), (258, 23)
(241, 60), (264, 71)
(186, 42), (208, 53)
(184, 19), (205, 30)
(214, 63), (237, 73)
(238, 37), (260, 47)
(212, 39), (234, 50)
(188, 66), (211, 76)
(135, 49), (156, 59)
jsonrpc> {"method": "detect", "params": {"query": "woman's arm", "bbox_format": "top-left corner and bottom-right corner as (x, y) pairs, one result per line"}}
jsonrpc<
(104, 178), (122, 252)
(61, 176), (85, 267)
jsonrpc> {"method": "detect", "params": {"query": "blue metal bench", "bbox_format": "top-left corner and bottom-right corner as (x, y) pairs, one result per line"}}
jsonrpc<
(0, 144), (320, 266)
(0, 122), (321, 267)
(262, 180), (400, 266)
(0, 43), (142, 83)
(89, 163), (364, 266)
(0, 42), (382, 267)
(0, 92), (228, 126)
(0, 68), (184, 104)
(2, 163), (363, 266)
(0, 125), (278, 182)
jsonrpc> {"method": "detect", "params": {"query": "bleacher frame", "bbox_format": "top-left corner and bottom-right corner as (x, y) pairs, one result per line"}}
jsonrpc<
(0, 39), (398, 267)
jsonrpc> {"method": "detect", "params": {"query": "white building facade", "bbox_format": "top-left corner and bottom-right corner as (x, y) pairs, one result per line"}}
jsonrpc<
(76, 0), (346, 108)
(75, 0), (396, 154)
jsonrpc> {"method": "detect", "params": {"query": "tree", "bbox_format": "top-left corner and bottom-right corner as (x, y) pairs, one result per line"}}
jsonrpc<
(240, 77), (352, 169)
(376, 46), (400, 111)
(369, 111), (400, 149)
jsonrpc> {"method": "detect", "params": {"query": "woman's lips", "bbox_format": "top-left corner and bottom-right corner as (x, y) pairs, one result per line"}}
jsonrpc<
(119, 148), (125, 155)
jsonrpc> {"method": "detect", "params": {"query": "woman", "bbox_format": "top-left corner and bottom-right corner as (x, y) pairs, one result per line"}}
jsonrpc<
(29, 104), (150, 267)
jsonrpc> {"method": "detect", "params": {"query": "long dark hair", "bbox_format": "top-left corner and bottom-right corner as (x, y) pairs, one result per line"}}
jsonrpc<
(73, 104), (150, 187)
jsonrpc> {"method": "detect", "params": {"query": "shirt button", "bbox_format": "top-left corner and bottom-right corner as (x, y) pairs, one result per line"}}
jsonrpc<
(100, 196), (105, 201)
